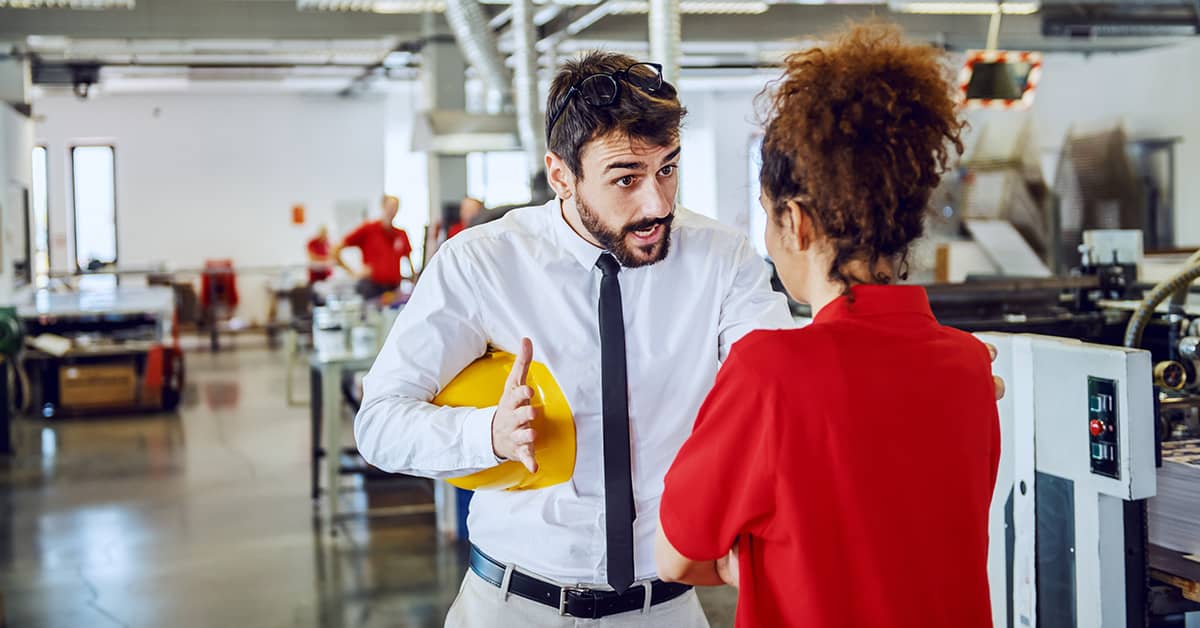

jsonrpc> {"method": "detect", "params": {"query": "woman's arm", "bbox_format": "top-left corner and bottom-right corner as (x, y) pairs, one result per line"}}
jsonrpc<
(655, 514), (726, 586)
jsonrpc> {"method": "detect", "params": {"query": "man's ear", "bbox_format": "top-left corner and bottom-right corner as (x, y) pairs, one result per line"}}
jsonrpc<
(545, 151), (576, 200)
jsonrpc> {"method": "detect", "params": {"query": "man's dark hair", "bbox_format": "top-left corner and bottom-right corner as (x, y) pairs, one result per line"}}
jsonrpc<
(545, 51), (686, 178)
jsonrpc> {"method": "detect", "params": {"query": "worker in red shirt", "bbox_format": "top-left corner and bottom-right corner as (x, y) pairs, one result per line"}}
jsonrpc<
(306, 225), (332, 284)
(655, 22), (1000, 628)
(447, 197), (484, 239)
(333, 195), (415, 300)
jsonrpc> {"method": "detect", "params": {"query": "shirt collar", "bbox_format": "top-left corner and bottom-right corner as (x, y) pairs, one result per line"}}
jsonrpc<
(814, 284), (935, 325)
(549, 198), (608, 271)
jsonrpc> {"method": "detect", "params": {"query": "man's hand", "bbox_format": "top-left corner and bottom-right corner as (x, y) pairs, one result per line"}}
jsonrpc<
(492, 338), (538, 473)
(986, 343), (1006, 401)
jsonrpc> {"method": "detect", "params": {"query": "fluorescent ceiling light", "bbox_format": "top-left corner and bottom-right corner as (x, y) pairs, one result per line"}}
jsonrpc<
(612, 0), (769, 14)
(890, 0), (1039, 14)
(3, 0), (133, 7)
(297, 0), (445, 12)
(681, 1), (768, 13)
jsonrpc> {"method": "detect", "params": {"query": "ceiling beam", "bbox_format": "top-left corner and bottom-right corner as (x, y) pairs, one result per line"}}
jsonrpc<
(0, 0), (431, 40)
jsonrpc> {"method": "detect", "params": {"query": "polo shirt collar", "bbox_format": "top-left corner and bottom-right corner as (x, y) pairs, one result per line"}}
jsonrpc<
(814, 285), (935, 324)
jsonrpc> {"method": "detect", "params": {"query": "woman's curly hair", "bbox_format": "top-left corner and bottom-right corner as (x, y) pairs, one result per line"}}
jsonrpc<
(759, 21), (965, 293)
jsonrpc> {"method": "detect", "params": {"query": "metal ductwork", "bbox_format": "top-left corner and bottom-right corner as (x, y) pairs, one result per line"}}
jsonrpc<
(443, 0), (512, 112)
(511, 0), (546, 184)
(649, 0), (682, 87)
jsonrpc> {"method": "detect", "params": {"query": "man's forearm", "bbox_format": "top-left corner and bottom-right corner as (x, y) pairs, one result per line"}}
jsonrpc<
(354, 391), (501, 478)
(332, 245), (354, 274)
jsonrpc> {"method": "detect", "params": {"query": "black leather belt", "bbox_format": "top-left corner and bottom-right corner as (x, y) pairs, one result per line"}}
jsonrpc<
(468, 544), (692, 619)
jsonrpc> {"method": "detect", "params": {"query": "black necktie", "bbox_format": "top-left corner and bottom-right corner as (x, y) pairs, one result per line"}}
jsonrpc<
(596, 253), (635, 594)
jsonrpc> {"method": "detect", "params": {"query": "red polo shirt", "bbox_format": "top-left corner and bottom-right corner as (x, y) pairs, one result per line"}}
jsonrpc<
(343, 220), (412, 286)
(661, 285), (999, 628)
(306, 236), (332, 283)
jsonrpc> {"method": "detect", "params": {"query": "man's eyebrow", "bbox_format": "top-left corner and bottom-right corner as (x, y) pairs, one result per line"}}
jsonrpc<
(661, 146), (682, 164)
(604, 160), (647, 173)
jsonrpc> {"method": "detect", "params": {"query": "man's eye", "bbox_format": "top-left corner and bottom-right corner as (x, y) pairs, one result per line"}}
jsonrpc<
(616, 176), (636, 188)
(659, 165), (677, 177)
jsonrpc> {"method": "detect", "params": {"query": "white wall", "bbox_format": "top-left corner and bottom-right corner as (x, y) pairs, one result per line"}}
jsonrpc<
(383, 84), (432, 266)
(0, 104), (33, 299)
(967, 41), (1200, 246)
(678, 76), (775, 258)
(34, 91), (388, 323)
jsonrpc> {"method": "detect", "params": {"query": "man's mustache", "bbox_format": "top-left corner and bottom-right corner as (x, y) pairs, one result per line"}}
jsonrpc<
(623, 214), (674, 235)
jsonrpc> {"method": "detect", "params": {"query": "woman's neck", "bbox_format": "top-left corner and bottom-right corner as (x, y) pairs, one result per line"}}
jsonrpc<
(808, 257), (896, 317)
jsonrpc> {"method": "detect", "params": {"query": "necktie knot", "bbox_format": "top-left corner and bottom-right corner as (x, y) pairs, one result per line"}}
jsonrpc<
(596, 253), (621, 277)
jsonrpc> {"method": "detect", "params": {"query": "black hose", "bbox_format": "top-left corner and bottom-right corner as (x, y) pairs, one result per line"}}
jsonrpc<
(1124, 262), (1200, 348)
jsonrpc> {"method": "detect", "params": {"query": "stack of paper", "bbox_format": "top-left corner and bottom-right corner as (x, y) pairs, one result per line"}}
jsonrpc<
(1149, 440), (1200, 555)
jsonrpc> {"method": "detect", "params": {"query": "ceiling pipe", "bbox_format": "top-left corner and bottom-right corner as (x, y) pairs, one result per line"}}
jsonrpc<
(649, 0), (681, 86)
(511, 0), (547, 186)
(443, 0), (512, 111)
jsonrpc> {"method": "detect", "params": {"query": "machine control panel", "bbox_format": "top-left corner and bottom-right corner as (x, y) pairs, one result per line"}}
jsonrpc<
(1088, 377), (1119, 479)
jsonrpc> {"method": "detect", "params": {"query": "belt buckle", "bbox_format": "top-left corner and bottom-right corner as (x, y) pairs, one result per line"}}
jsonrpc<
(558, 585), (598, 618)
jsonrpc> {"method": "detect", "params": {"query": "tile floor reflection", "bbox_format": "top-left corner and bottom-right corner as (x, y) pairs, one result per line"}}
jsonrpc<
(0, 337), (736, 628)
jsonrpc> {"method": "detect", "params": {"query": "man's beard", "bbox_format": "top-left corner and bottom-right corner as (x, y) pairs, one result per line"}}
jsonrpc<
(576, 192), (673, 268)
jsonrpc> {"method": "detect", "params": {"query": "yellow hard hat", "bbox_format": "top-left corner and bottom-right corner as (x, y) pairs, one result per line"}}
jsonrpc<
(436, 350), (575, 491)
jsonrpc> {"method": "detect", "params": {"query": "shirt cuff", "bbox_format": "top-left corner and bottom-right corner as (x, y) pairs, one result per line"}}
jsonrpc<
(463, 406), (503, 467)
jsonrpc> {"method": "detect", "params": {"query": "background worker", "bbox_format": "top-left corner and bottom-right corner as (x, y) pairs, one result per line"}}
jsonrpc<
(305, 225), (332, 285)
(447, 197), (484, 239)
(333, 194), (415, 299)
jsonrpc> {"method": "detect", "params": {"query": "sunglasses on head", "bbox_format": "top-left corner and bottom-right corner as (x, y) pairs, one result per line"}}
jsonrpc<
(545, 62), (669, 143)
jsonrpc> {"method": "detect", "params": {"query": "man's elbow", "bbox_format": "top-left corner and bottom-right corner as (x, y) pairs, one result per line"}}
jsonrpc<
(352, 407), (389, 471)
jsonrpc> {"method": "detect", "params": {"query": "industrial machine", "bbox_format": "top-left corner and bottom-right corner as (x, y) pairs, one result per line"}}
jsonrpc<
(982, 332), (1156, 628)
(923, 239), (1200, 627)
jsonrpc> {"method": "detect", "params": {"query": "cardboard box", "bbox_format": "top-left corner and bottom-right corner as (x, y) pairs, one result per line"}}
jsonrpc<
(59, 363), (138, 409)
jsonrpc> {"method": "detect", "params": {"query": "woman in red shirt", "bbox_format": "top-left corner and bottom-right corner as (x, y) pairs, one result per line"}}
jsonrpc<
(306, 225), (333, 284)
(655, 22), (1001, 628)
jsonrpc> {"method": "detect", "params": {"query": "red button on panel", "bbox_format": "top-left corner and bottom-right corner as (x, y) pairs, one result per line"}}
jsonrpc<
(1090, 420), (1105, 437)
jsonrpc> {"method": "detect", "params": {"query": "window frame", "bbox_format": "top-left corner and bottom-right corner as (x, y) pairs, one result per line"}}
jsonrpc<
(31, 144), (51, 285)
(69, 144), (119, 273)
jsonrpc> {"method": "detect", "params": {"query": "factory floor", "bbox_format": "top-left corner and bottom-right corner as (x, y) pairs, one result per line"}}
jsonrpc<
(0, 337), (738, 628)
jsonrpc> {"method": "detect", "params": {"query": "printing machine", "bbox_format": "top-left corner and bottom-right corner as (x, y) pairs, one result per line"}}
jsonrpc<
(920, 250), (1200, 627)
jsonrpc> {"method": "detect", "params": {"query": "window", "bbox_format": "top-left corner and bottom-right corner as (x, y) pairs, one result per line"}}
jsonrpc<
(747, 136), (768, 259)
(71, 146), (118, 272)
(679, 129), (718, 220)
(31, 146), (49, 287)
(467, 151), (531, 208)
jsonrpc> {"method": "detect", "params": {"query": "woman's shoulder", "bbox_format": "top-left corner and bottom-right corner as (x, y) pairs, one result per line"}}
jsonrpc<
(935, 325), (993, 365)
(727, 326), (838, 372)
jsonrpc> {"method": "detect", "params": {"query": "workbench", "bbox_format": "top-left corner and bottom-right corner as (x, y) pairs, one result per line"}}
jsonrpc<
(9, 286), (184, 417)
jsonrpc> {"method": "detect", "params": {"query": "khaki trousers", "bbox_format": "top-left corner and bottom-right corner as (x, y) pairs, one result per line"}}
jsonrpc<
(444, 569), (711, 628)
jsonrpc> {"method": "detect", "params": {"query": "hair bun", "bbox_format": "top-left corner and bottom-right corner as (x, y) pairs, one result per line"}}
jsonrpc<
(757, 20), (965, 292)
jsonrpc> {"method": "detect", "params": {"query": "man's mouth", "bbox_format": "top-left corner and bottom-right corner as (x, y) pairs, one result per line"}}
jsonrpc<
(629, 223), (664, 245)
(626, 216), (672, 246)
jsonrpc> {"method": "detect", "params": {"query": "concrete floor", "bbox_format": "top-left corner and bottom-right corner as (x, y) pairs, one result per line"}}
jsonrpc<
(0, 338), (737, 628)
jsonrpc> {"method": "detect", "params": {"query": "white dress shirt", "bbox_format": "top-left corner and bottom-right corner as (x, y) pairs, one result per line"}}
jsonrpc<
(355, 199), (792, 585)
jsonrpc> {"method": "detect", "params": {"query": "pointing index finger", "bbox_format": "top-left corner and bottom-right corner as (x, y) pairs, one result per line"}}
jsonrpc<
(507, 337), (534, 390)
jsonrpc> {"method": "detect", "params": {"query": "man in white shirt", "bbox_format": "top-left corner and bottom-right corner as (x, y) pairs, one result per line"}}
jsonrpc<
(356, 53), (792, 626)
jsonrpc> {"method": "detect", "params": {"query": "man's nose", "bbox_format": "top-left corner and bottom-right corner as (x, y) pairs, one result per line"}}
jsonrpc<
(636, 177), (674, 220)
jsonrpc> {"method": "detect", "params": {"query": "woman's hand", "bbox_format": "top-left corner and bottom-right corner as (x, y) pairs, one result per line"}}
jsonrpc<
(716, 544), (740, 589)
